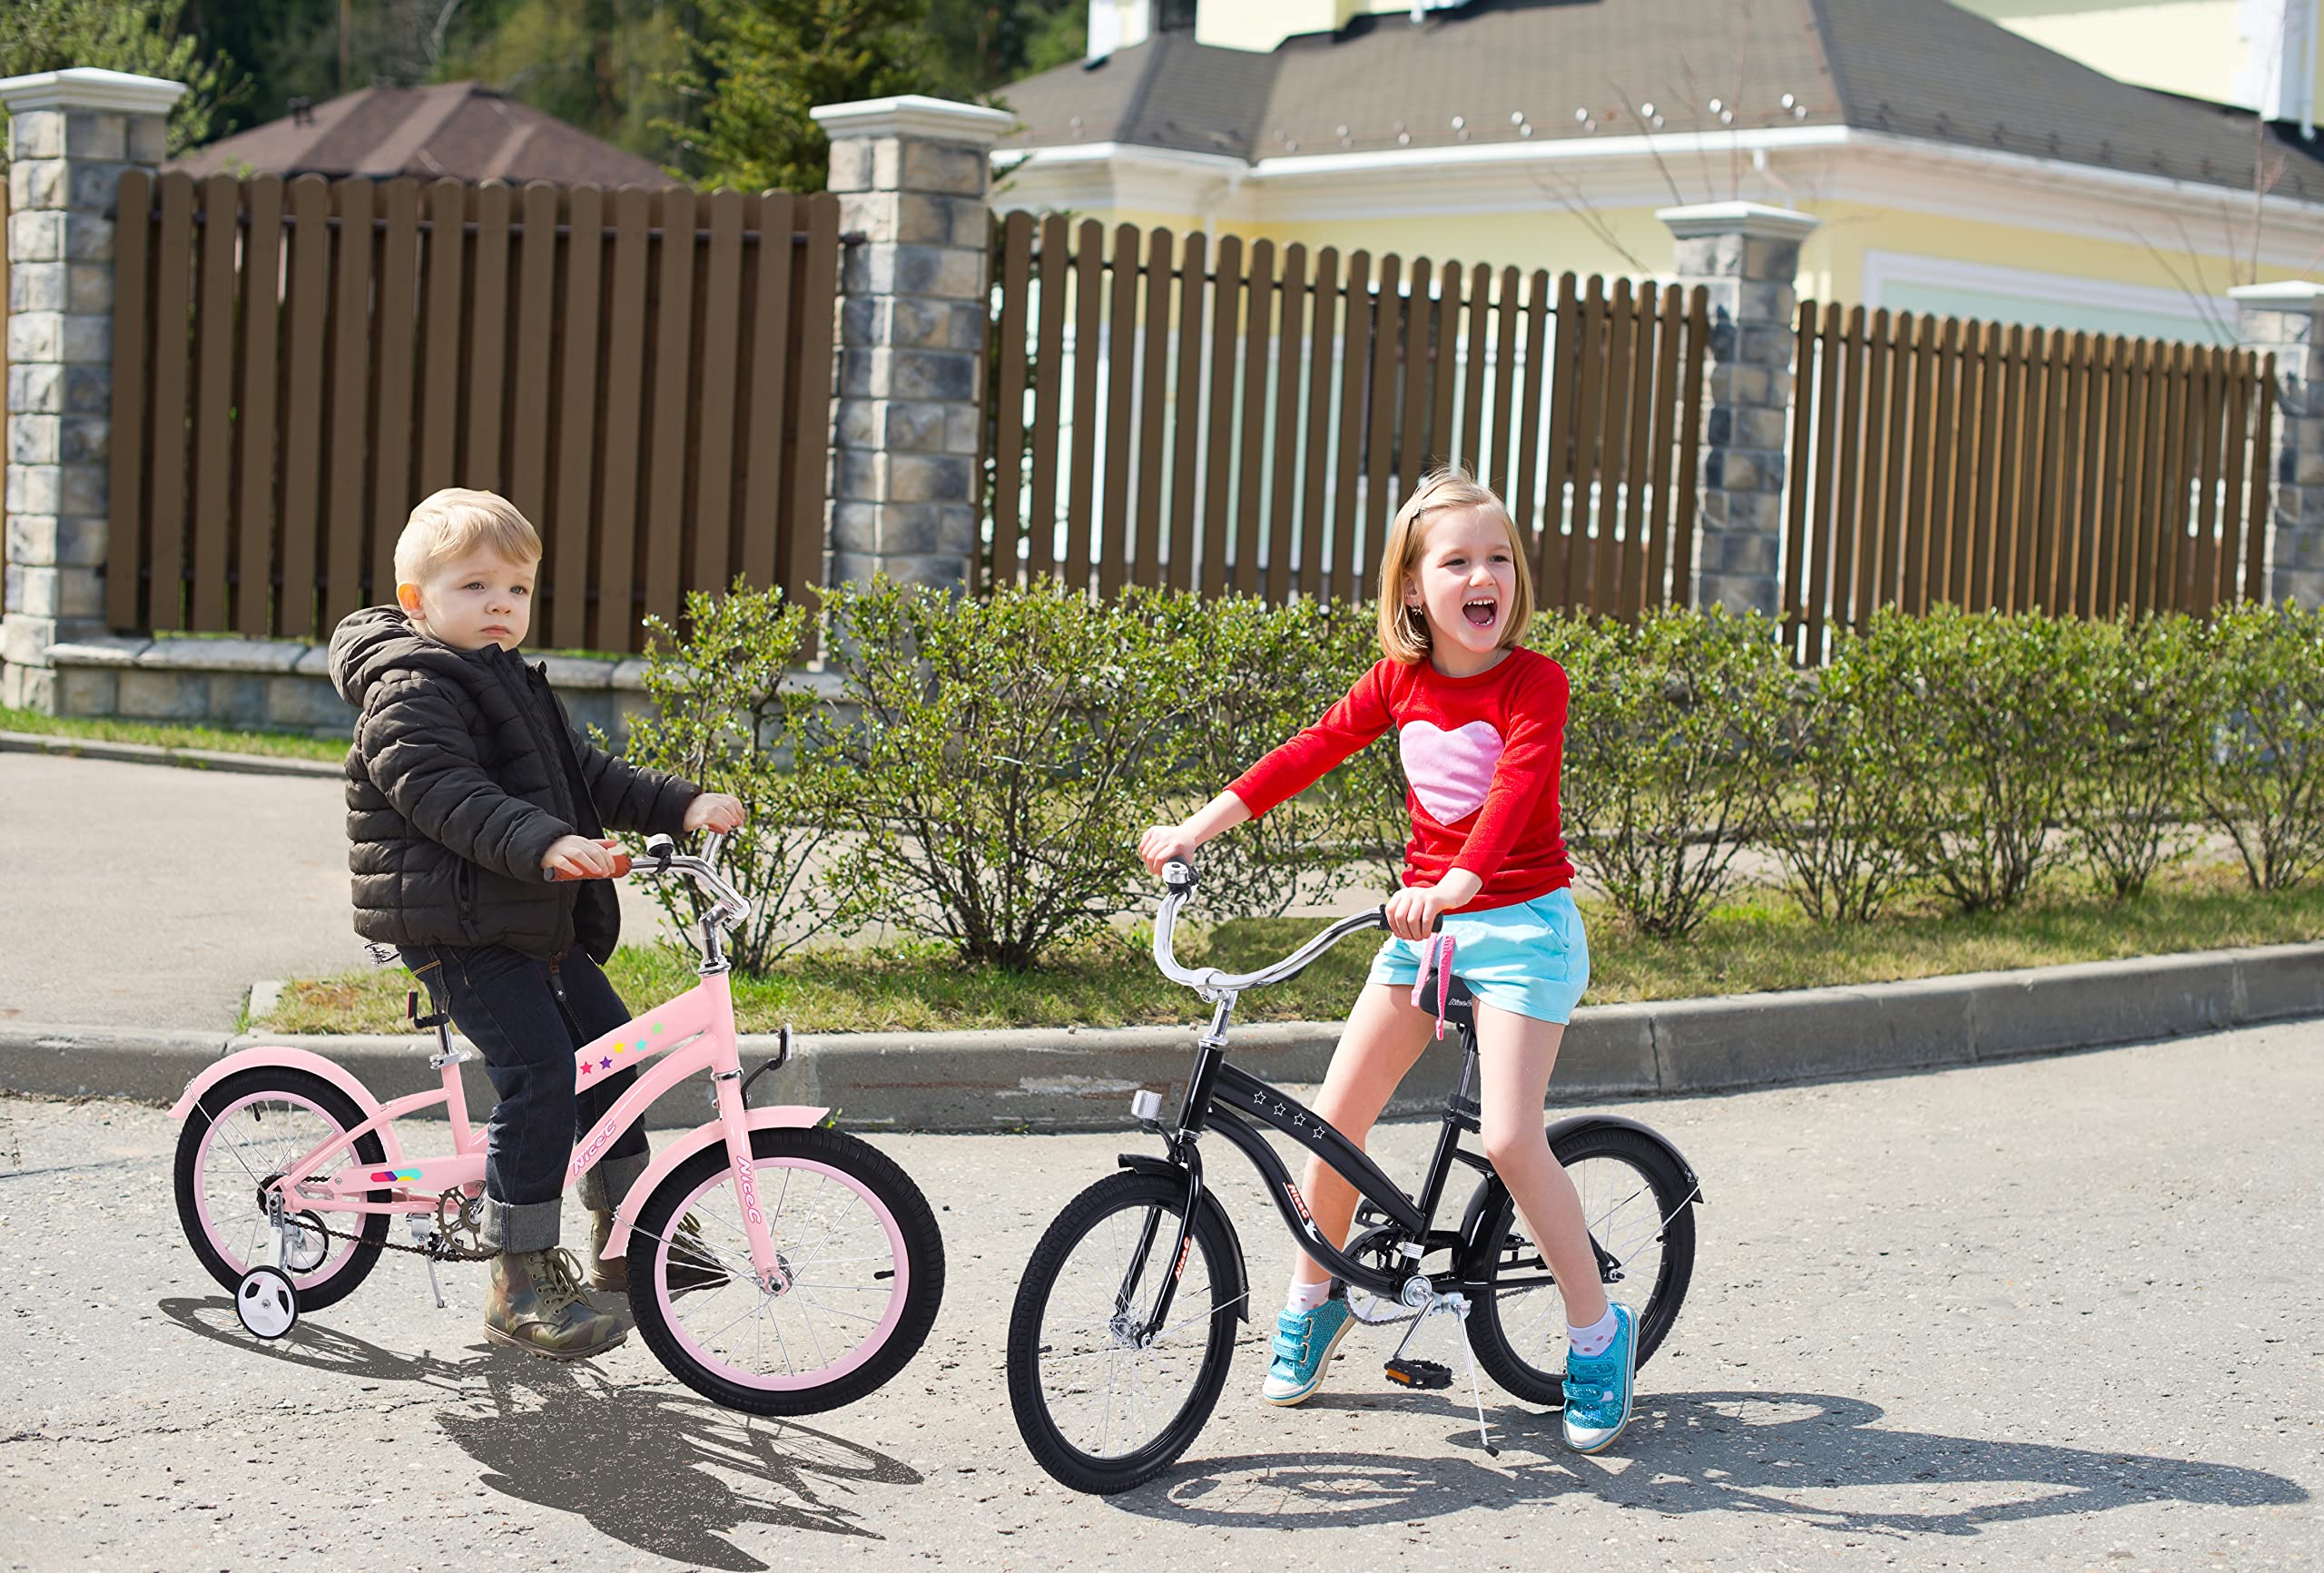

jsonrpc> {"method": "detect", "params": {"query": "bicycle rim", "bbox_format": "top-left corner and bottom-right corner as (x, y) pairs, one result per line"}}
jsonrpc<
(188, 1088), (372, 1293)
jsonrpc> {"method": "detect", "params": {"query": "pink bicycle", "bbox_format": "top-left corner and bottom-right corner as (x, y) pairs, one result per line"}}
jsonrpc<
(168, 831), (944, 1416)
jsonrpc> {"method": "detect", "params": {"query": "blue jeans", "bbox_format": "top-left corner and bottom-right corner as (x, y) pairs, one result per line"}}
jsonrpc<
(400, 943), (651, 1252)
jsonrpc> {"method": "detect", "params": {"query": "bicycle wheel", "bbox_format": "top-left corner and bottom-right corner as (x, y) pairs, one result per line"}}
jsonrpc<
(625, 1125), (944, 1417)
(1462, 1124), (1697, 1407)
(174, 1067), (390, 1312)
(1007, 1171), (1240, 1495)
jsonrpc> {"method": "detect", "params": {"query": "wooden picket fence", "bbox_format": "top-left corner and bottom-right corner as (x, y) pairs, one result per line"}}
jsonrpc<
(106, 170), (841, 654)
(1784, 304), (2275, 653)
(985, 213), (1709, 615)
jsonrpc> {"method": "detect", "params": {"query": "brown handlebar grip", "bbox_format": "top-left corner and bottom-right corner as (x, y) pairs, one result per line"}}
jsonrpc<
(544, 851), (634, 882)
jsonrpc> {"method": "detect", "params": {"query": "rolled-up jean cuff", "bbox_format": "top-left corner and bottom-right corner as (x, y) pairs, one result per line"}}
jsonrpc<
(578, 1151), (650, 1215)
(482, 1195), (564, 1253)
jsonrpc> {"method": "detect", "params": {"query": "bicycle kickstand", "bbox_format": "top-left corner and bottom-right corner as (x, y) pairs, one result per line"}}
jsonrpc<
(407, 1217), (448, 1310)
(1384, 1292), (1498, 1459)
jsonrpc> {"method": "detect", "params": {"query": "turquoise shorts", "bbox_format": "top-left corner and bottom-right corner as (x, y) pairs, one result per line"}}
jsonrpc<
(1365, 887), (1590, 1026)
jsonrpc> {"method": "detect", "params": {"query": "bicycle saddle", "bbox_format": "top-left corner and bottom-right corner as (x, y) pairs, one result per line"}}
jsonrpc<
(1413, 969), (1476, 1033)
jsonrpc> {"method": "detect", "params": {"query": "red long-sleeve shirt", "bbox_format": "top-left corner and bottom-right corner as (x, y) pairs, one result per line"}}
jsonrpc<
(1226, 648), (1575, 912)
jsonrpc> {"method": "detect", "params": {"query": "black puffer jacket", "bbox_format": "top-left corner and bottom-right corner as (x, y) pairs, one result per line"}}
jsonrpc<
(330, 606), (699, 962)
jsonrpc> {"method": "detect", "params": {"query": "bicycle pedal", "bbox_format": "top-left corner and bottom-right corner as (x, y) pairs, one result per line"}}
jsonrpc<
(1384, 1359), (1452, 1391)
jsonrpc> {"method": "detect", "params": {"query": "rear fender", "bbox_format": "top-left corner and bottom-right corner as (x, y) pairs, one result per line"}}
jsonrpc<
(1117, 1152), (1250, 1323)
(168, 1047), (405, 1167)
(601, 1106), (831, 1259)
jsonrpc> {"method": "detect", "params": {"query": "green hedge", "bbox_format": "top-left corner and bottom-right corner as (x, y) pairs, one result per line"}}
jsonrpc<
(631, 579), (2324, 968)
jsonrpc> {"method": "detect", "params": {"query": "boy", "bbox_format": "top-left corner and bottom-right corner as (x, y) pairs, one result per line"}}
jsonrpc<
(330, 487), (745, 1360)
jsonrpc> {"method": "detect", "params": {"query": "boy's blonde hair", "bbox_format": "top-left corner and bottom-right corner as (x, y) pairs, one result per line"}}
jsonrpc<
(393, 487), (542, 589)
(1374, 467), (1535, 663)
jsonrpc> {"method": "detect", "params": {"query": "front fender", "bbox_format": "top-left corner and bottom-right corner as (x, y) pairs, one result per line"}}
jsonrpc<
(169, 1047), (405, 1167)
(602, 1106), (831, 1260)
(1118, 1152), (1251, 1322)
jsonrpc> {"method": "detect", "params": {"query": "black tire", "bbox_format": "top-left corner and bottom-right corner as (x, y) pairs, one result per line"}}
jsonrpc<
(174, 1067), (389, 1312)
(1007, 1171), (1239, 1495)
(1462, 1125), (1698, 1407)
(625, 1125), (945, 1417)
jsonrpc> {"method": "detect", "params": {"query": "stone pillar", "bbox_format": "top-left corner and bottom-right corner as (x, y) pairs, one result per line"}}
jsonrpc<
(2231, 281), (2324, 606)
(811, 94), (1012, 593)
(0, 67), (184, 711)
(1659, 202), (1818, 619)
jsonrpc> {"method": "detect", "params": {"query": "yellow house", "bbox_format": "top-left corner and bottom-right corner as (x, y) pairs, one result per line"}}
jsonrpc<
(995, 0), (2324, 340)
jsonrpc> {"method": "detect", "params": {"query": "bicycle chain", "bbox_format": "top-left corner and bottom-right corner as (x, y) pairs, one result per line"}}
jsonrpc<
(291, 1190), (497, 1263)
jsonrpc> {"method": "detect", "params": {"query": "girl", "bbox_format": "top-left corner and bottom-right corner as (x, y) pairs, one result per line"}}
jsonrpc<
(1137, 468), (1632, 1453)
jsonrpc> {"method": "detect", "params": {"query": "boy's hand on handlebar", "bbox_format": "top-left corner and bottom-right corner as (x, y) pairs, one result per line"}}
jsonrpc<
(683, 792), (747, 833)
(1138, 823), (1197, 879)
(1384, 883), (1462, 941)
(543, 835), (624, 880)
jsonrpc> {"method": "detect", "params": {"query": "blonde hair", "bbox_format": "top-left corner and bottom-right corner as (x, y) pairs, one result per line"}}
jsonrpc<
(1373, 467), (1535, 663)
(393, 487), (542, 588)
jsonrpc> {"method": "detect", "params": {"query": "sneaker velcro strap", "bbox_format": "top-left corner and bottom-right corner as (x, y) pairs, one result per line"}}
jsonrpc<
(1270, 1332), (1310, 1362)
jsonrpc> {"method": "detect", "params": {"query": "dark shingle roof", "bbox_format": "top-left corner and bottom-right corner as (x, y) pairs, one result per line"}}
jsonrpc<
(996, 0), (2324, 202)
(172, 82), (680, 188)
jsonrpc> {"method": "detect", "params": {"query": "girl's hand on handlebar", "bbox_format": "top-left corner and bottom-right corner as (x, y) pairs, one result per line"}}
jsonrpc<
(1138, 823), (1198, 879)
(1384, 883), (1461, 941)
(543, 835), (624, 880)
(683, 792), (746, 833)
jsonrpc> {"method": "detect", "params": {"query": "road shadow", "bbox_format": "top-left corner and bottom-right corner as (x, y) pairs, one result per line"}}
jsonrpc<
(159, 1295), (921, 1568)
(1118, 1390), (2307, 1537)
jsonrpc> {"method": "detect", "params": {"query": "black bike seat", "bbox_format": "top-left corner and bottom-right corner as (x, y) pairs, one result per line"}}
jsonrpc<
(1413, 970), (1475, 1030)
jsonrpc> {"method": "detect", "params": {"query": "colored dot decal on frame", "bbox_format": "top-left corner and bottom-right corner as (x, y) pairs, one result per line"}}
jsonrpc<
(653, 1023), (664, 1035)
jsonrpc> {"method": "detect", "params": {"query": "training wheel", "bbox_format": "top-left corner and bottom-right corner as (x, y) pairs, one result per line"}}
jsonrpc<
(236, 1266), (299, 1340)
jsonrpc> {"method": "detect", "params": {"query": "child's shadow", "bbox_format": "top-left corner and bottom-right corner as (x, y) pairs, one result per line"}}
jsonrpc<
(1120, 1390), (2307, 1538)
(161, 1296), (921, 1570)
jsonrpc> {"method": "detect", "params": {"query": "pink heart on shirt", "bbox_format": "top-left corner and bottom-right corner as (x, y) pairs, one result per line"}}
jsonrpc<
(1400, 720), (1504, 824)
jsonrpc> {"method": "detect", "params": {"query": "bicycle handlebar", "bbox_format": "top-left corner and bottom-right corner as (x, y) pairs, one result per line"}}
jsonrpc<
(1153, 856), (1416, 998)
(540, 831), (753, 929)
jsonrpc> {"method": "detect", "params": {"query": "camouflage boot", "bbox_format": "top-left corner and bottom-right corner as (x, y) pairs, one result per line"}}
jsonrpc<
(588, 1206), (727, 1298)
(484, 1248), (626, 1361)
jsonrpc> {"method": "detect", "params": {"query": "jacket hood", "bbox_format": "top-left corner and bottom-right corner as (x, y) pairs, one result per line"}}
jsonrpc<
(329, 605), (510, 708)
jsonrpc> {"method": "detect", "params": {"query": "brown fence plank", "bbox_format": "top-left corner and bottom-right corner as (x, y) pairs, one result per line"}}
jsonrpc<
(594, 186), (651, 644)
(2021, 328), (2056, 614)
(1459, 261), (1491, 469)
(190, 172), (239, 631)
(417, 180), (467, 498)
(1203, 234), (1243, 594)
(1027, 213), (1069, 585)
(546, 182), (605, 644)
(1641, 283), (1684, 615)
(689, 189), (746, 599)
(1590, 278), (1636, 616)
(642, 186), (695, 631)
(1300, 248), (1338, 599)
(1515, 270), (1559, 570)
(2055, 332), (2091, 614)
(1236, 240), (1275, 595)
(736, 189), (796, 596)
(1559, 276), (1605, 610)
(1671, 288), (1709, 612)
(1994, 324), (2033, 612)
(1489, 266), (1521, 499)
(2118, 340), (2155, 613)
(1617, 282), (1660, 620)
(464, 182), (512, 494)
(2190, 346), (2226, 613)
(1265, 243), (1308, 602)
(322, 178), (375, 628)
(783, 193), (839, 652)
(1362, 255), (1403, 584)
(2246, 352), (2277, 604)
(1851, 309), (1893, 629)
(1098, 223), (1138, 596)
(1430, 261), (1462, 466)
(105, 169), (153, 632)
(1898, 313), (1937, 615)
(234, 176), (284, 637)
(2214, 350), (2253, 611)
(1874, 310), (1913, 619)
(1827, 306), (1866, 634)
(1962, 320), (2001, 611)
(506, 182), (558, 549)
(278, 175), (331, 640)
(1926, 318), (1964, 612)
(145, 172), (195, 631)
(1805, 304), (1845, 647)
(1781, 300), (1817, 635)
(1067, 219), (1106, 593)
(369, 178), (421, 617)
(1167, 229), (1206, 593)
(1330, 251), (1371, 602)
(2153, 341), (2191, 611)
(1136, 226), (1175, 592)
(991, 211), (1033, 592)
(1395, 255), (1433, 491)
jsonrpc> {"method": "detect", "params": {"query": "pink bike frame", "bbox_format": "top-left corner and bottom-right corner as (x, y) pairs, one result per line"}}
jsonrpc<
(180, 968), (810, 1292)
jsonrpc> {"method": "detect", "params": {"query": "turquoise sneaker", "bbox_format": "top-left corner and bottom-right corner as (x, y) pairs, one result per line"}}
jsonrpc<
(1261, 1296), (1355, 1406)
(1561, 1303), (1638, 1453)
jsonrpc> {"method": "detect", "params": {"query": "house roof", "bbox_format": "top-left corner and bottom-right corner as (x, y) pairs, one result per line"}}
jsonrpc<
(995, 0), (2324, 202)
(171, 81), (680, 188)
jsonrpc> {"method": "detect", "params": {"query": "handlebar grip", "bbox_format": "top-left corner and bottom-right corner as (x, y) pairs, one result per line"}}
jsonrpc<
(543, 851), (634, 882)
(1372, 905), (1450, 932)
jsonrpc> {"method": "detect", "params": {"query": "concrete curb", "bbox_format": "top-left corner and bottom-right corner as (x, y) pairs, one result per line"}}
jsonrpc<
(0, 729), (343, 779)
(6, 940), (2321, 1132)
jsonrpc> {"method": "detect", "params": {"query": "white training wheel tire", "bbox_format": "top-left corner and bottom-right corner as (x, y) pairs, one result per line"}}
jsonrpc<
(236, 1266), (300, 1340)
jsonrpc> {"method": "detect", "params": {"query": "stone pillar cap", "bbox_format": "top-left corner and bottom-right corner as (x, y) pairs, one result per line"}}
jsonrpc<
(2230, 280), (2324, 305)
(811, 95), (1017, 146)
(0, 66), (187, 116)
(1657, 202), (1820, 242)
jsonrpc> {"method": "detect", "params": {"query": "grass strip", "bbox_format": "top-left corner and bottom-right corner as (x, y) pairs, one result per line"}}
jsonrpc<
(1, 706), (348, 763)
(260, 860), (2324, 1036)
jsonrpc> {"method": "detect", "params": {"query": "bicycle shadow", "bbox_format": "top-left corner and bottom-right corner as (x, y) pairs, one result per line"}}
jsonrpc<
(1119, 1390), (2307, 1538)
(158, 1296), (921, 1568)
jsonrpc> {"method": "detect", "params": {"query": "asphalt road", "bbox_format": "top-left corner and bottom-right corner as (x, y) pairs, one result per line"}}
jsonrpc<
(0, 1021), (2317, 1571)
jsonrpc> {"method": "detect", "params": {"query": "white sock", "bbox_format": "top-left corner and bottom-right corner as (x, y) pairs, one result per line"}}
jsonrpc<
(1285, 1278), (1333, 1315)
(1569, 1306), (1619, 1358)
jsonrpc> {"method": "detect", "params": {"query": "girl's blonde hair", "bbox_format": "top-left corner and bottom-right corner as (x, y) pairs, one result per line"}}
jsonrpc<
(1373, 467), (1534, 663)
(393, 487), (542, 588)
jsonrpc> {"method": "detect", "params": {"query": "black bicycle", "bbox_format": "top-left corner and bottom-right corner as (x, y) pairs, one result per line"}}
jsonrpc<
(1005, 858), (1704, 1494)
